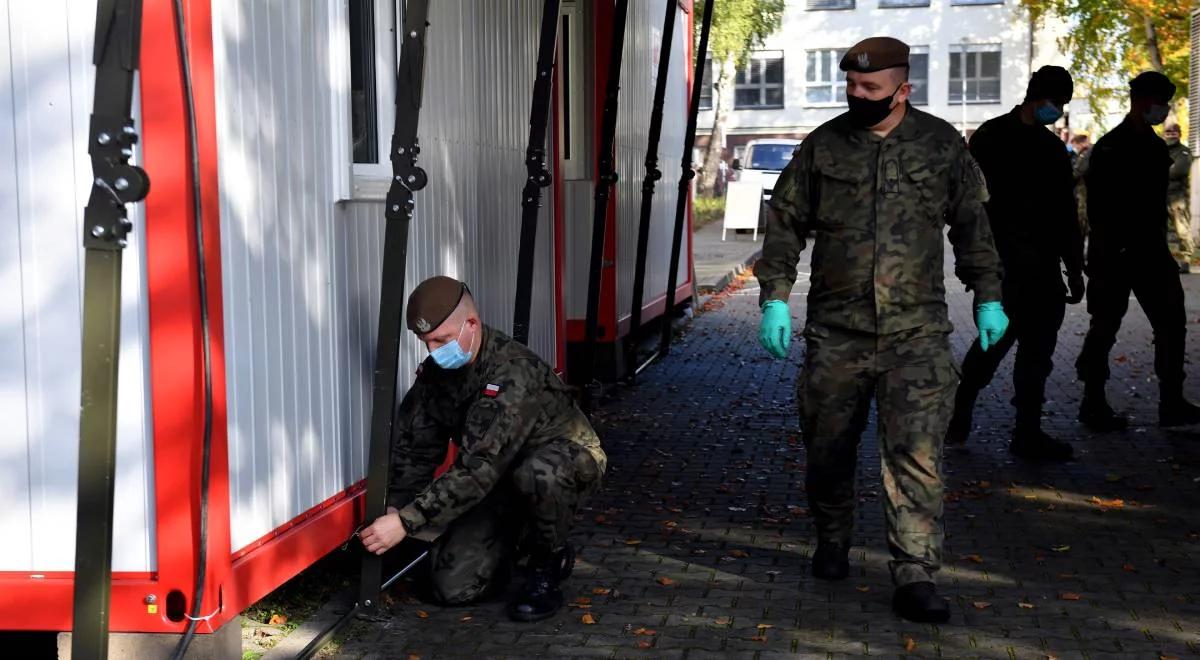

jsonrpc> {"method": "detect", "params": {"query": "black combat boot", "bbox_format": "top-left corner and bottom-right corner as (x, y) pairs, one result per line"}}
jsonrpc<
(944, 385), (979, 445)
(1160, 394), (1200, 427)
(1010, 409), (1073, 462)
(892, 582), (950, 623)
(1079, 383), (1128, 432)
(507, 545), (573, 622)
(811, 541), (850, 581)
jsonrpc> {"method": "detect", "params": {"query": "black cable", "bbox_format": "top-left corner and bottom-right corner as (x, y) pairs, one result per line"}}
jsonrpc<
(170, 0), (215, 657)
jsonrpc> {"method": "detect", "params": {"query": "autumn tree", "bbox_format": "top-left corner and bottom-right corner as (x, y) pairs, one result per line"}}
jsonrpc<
(695, 0), (786, 195)
(1023, 0), (1192, 122)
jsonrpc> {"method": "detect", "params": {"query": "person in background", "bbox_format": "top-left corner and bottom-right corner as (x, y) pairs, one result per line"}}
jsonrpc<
(944, 66), (1084, 461)
(1070, 133), (1092, 237)
(1164, 123), (1193, 273)
(1076, 72), (1200, 430)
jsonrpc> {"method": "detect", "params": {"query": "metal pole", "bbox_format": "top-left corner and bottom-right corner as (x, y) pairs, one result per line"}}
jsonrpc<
(660, 0), (715, 356)
(581, 0), (630, 400)
(626, 0), (678, 380)
(359, 0), (431, 616)
(513, 0), (563, 346)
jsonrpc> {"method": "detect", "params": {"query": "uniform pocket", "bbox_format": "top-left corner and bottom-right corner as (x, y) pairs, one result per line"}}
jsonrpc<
(814, 163), (868, 228)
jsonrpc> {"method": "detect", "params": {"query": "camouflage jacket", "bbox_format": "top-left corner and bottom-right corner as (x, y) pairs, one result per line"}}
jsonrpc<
(388, 327), (605, 534)
(1168, 140), (1191, 199)
(755, 105), (1003, 335)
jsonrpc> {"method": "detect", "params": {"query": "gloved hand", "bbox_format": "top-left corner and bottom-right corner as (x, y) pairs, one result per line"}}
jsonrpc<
(974, 301), (1009, 351)
(1065, 271), (1085, 304)
(759, 300), (792, 359)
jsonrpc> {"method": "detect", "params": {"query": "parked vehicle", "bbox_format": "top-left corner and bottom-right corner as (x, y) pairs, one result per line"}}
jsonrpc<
(731, 138), (802, 229)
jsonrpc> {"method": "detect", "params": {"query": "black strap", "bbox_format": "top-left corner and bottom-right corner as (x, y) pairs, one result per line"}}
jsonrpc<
(512, 0), (562, 346)
(625, 0), (678, 378)
(581, 0), (630, 399)
(73, 1), (149, 658)
(660, 0), (714, 356)
(359, 0), (431, 616)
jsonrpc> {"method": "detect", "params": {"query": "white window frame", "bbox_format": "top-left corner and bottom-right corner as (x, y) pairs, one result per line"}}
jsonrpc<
(804, 48), (848, 107)
(907, 46), (930, 106)
(330, 0), (400, 201)
(698, 57), (713, 111)
(949, 43), (1002, 105)
(734, 51), (785, 110)
(556, 1), (589, 181)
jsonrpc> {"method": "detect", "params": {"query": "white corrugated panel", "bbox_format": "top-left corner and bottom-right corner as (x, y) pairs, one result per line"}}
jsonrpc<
(213, 0), (557, 551)
(0, 0), (156, 572)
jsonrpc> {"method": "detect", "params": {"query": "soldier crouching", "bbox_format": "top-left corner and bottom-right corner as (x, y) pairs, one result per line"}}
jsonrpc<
(359, 276), (607, 622)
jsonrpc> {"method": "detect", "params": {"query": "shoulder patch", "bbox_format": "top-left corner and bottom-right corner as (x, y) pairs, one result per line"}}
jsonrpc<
(965, 156), (989, 203)
(482, 383), (501, 398)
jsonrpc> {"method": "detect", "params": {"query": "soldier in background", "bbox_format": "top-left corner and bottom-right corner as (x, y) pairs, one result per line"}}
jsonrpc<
(945, 66), (1084, 461)
(1076, 72), (1200, 429)
(1070, 133), (1091, 237)
(754, 37), (1006, 623)
(359, 276), (607, 622)
(1165, 123), (1193, 273)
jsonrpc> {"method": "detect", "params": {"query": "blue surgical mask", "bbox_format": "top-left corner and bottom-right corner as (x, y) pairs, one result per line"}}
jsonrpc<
(1035, 102), (1063, 125)
(429, 323), (474, 370)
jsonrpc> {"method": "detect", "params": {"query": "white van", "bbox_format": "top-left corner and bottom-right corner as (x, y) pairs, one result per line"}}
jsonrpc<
(731, 138), (802, 227)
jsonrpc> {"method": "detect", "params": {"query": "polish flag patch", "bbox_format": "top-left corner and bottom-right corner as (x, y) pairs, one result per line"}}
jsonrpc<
(483, 383), (501, 398)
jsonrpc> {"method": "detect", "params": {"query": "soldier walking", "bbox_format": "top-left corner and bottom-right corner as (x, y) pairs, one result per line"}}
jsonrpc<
(945, 66), (1084, 461)
(1165, 122), (1193, 273)
(359, 276), (607, 622)
(1076, 72), (1200, 429)
(754, 37), (1006, 623)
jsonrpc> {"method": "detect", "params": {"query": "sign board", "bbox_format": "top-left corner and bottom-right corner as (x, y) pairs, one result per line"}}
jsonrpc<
(722, 180), (765, 241)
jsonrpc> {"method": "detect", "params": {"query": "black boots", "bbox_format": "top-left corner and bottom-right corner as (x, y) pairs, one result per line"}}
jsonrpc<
(1079, 384), (1129, 432)
(507, 545), (574, 622)
(1010, 408), (1074, 462)
(892, 582), (950, 623)
(944, 386), (978, 445)
(1160, 395), (1200, 427)
(811, 541), (850, 581)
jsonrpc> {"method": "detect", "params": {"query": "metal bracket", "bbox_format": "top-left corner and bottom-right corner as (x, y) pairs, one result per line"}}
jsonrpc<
(84, 114), (149, 251)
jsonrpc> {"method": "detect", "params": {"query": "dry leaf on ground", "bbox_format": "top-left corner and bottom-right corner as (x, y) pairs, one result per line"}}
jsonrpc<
(416, 610), (429, 619)
(959, 553), (984, 564)
(904, 637), (917, 652)
(656, 576), (676, 586)
(1018, 602), (1035, 609)
(856, 585), (870, 593)
(714, 616), (732, 625)
(1059, 592), (1082, 601)
(633, 627), (656, 636)
(268, 614), (287, 626)
(972, 601), (991, 609)
(637, 640), (653, 649)
(581, 612), (597, 625)
(592, 587), (612, 595)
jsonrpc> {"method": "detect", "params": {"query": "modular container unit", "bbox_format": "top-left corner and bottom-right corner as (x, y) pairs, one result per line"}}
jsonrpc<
(561, 0), (696, 378)
(1, 0), (695, 638)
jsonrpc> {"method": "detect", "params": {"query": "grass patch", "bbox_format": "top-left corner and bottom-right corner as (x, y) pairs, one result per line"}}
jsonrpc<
(693, 195), (725, 230)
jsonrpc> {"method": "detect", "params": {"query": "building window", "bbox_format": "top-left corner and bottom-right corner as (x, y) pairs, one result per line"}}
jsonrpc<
(807, 0), (854, 9)
(699, 58), (713, 110)
(949, 45), (1001, 103)
(879, 0), (930, 6)
(340, 0), (399, 199)
(734, 52), (784, 109)
(349, 0), (380, 164)
(908, 48), (929, 105)
(952, 0), (1003, 5)
(805, 48), (847, 105)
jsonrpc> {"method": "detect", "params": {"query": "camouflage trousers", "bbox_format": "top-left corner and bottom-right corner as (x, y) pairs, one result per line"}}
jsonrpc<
(798, 323), (958, 586)
(427, 439), (603, 605)
(1168, 195), (1194, 266)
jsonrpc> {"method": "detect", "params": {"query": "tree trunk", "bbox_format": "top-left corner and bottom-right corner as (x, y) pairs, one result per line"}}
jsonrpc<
(1142, 14), (1165, 73)
(699, 55), (737, 196)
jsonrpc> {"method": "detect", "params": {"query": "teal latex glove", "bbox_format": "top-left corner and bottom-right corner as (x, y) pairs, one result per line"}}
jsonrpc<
(974, 301), (1009, 351)
(759, 300), (792, 359)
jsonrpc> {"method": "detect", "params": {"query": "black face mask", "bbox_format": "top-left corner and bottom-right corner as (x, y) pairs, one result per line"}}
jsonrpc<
(846, 84), (902, 128)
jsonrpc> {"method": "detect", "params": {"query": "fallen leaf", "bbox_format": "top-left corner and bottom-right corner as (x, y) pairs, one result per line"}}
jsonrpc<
(1052, 545), (1071, 553)
(1091, 496), (1125, 509)
(581, 612), (597, 625)
(726, 549), (750, 558)
(1059, 592), (1082, 601)
(408, 655), (421, 660)
(416, 610), (429, 619)
(625, 539), (643, 546)
(460, 615), (473, 623)
(592, 587), (612, 596)
(972, 601), (992, 609)
(268, 614), (287, 626)
(978, 480), (992, 489)
(905, 637), (917, 652)
(637, 640), (654, 649)
(960, 553), (984, 564)
(856, 585), (870, 592)
(756, 624), (774, 631)
(1046, 655), (1060, 660)
(1018, 602), (1035, 609)
(714, 616), (732, 625)
(633, 627), (656, 636)
(656, 576), (676, 586)
(1160, 655), (1180, 660)
(1122, 563), (1136, 572)
(594, 514), (608, 524)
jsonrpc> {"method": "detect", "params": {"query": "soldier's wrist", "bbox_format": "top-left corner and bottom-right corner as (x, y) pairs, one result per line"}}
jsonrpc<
(761, 299), (788, 312)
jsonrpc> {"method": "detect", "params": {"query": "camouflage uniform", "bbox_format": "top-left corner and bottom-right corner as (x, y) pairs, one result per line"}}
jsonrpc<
(755, 105), (1003, 586)
(388, 327), (606, 604)
(1167, 139), (1193, 267)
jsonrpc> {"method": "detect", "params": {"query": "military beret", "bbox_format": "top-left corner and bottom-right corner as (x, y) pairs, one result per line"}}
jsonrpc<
(1025, 65), (1074, 103)
(407, 276), (467, 335)
(1129, 71), (1175, 101)
(840, 37), (909, 73)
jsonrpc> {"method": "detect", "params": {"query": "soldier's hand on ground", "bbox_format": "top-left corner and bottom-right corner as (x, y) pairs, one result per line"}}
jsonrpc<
(974, 301), (1009, 351)
(1066, 271), (1085, 304)
(361, 506), (407, 555)
(759, 300), (792, 359)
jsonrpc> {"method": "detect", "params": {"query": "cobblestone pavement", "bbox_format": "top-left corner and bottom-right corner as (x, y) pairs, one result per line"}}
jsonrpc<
(336, 247), (1200, 659)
